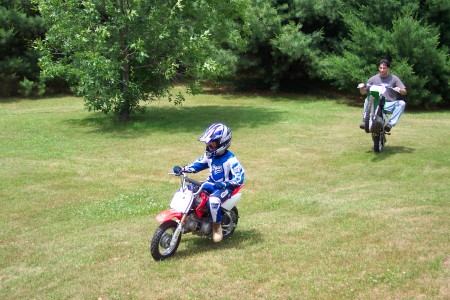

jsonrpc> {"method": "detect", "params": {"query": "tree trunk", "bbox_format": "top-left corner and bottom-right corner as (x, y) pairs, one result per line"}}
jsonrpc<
(118, 0), (131, 122)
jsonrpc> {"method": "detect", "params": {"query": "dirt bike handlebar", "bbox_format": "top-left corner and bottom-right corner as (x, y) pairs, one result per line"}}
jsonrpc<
(357, 83), (399, 92)
(185, 176), (202, 187)
(169, 172), (201, 185)
(168, 171), (208, 196)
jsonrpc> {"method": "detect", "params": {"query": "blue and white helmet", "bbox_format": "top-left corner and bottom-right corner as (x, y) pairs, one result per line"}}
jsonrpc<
(199, 123), (232, 158)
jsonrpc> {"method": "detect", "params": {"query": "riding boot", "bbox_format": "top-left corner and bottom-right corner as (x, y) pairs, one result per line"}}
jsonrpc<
(212, 222), (223, 243)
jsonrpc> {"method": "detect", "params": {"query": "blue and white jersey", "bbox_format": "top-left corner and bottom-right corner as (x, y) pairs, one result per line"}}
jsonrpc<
(183, 150), (245, 189)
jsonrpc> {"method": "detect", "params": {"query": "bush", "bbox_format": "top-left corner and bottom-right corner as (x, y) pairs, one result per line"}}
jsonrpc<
(319, 12), (449, 108)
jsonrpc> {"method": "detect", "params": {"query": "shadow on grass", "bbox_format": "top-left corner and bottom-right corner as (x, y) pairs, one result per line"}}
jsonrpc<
(369, 145), (415, 162)
(165, 228), (263, 260)
(65, 105), (283, 138)
(0, 94), (75, 104)
(204, 86), (355, 104)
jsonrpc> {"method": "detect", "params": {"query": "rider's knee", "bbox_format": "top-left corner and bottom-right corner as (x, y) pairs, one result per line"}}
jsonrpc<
(399, 100), (406, 108)
(209, 196), (221, 205)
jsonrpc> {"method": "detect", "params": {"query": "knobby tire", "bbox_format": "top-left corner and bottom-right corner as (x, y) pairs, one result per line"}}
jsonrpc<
(150, 220), (181, 261)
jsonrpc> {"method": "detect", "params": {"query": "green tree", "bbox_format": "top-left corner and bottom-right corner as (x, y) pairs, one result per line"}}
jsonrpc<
(234, 0), (346, 90)
(37, 0), (246, 121)
(0, 0), (47, 97)
(418, 0), (449, 47)
(318, 2), (449, 107)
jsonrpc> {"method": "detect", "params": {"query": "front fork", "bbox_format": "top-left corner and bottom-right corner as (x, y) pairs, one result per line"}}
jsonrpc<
(170, 214), (187, 248)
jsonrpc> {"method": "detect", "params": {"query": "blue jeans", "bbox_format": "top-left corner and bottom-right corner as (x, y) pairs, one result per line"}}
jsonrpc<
(363, 99), (406, 127)
(383, 100), (406, 126)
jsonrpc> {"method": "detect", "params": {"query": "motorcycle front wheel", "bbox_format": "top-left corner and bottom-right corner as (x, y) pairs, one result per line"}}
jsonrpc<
(150, 220), (181, 261)
(363, 96), (374, 133)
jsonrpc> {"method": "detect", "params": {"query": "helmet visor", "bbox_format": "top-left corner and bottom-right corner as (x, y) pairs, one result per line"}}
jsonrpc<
(207, 141), (218, 151)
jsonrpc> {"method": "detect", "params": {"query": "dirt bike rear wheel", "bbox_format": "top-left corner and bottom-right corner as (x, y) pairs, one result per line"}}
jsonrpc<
(221, 207), (239, 238)
(150, 220), (181, 261)
(373, 132), (385, 152)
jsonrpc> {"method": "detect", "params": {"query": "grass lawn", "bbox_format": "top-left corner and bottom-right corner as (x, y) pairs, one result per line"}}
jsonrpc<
(1, 89), (449, 299)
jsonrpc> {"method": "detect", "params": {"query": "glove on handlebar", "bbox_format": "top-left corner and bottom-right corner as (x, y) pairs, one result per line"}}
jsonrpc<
(213, 182), (227, 189)
(173, 166), (183, 175)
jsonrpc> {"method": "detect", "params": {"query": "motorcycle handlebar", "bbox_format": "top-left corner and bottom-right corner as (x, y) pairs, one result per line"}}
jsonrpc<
(185, 177), (202, 186)
(358, 83), (397, 91)
(168, 171), (207, 195)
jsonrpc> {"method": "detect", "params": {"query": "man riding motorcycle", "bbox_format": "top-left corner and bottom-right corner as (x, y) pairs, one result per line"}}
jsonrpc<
(358, 59), (407, 132)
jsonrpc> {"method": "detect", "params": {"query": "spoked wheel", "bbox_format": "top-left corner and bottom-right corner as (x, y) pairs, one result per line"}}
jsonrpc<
(372, 132), (386, 153)
(363, 96), (374, 133)
(150, 220), (181, 261)
(221, 207), (239, 238)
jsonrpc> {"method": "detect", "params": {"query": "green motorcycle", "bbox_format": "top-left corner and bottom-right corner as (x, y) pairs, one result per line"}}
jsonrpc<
(361, 84), (392, 152)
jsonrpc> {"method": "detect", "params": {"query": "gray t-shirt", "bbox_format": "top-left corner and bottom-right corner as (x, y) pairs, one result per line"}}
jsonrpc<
(367, 74), (406, 101)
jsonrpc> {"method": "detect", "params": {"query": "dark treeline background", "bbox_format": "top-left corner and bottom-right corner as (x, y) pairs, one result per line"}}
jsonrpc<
(1, 0), (449, 108)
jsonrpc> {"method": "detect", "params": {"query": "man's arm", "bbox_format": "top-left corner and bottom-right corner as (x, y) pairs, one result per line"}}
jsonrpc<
(393, 75), (407, 96)
(394, 86), (407, 96)
(358, 83), (367, 95)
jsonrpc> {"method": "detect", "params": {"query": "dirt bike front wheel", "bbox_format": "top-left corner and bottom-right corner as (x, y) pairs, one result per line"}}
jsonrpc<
(150, 220), (181, 261)
(363, 96), (374, 133)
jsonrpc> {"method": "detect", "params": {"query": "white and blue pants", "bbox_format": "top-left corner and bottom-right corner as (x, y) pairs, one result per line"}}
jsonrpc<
(208, 188), (232, 223)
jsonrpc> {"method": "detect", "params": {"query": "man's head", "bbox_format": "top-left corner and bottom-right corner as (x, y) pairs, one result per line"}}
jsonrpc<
(378, 59), (391, 77)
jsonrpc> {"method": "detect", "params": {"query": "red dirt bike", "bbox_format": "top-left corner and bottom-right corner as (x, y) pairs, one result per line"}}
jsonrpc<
(150, 171), (243, 260)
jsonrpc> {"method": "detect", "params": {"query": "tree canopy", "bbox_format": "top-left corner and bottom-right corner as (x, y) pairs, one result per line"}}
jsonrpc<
(2, 0), (449, 110)
(0, 0), (47, 96)
(36, 0), (246, 121)
(317, 0), (449, 107)
(233, 0), (449, 106)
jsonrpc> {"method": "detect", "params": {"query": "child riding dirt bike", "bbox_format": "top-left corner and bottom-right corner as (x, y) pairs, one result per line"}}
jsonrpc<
(173, 123), (245, 243)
